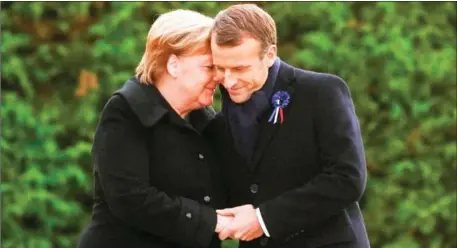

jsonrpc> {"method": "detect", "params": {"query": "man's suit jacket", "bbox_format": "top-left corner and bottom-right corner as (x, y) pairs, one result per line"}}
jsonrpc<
(208, 61), (370, 248)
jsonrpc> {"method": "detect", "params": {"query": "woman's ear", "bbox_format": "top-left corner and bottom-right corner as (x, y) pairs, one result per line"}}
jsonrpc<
(167, 54), (179, 78)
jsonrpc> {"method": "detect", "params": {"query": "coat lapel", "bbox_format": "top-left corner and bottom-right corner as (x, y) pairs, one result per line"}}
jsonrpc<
(251, 62), (297, 170)
(188, 106), (217, 134)
(114, 77), (168, 127)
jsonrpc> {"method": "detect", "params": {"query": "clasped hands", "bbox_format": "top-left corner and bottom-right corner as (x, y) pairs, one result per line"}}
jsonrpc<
(215, 204), (264, 241)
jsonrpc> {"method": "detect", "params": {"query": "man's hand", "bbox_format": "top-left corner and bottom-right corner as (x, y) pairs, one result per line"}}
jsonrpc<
(216, 204), (264, 241)
(215, 214), (233, 233)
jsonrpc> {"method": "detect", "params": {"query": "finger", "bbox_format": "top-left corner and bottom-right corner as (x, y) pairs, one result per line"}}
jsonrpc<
(219, 227), (234, 240)
(221, 220), (243, 240)
(216, 208), (237, 216)
(243, 229), (262, 242)
(215, 224), (224, 233)
(241, 223), (263, 241)
(234, 226), (251, 241)
(218, 231), (227, 240)
(217, 211), (234, 217)
(241, 229), (254, 241)
(233, 230), (244, 240)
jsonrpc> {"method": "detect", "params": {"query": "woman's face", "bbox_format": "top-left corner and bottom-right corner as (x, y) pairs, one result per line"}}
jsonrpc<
(176, 53), (217, 108)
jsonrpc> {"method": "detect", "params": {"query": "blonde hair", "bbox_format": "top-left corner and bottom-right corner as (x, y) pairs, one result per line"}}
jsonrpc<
(136, 10), (214, 84)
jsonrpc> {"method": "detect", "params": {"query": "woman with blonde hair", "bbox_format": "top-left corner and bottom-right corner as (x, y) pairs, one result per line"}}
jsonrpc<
(78, 9), (230, 248)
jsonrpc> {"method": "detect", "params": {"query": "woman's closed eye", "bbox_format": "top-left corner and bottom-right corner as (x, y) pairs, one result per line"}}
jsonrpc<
(203, 65), (215, 70)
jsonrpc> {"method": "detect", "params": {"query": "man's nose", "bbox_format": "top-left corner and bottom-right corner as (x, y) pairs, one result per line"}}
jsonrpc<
(222, 70), (237, 89)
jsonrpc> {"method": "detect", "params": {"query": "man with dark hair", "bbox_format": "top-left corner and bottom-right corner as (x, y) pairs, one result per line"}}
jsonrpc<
(211, 4), (371, 248)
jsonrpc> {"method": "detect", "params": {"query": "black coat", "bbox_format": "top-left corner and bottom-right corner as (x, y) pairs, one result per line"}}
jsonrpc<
(78, 78), (226, 248)
(210, 61), (370, 248)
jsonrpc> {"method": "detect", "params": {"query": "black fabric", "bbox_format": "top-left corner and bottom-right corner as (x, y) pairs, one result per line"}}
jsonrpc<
(78, 78), (226, 248)
(209, 61), (371, 248)
(221, 58), (280, 164)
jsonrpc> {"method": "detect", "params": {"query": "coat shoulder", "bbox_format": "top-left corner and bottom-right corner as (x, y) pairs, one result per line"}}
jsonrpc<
(293, 67), (350, 93)
(100, 95), (136, 120)
(97, 94), (143, 130)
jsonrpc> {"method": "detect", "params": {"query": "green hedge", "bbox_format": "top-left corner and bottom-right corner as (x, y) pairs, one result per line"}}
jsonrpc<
(2, 2), (455, 248)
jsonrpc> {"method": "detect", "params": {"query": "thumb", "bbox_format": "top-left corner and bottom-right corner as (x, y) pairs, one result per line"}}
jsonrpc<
(216, 207), (238, 216)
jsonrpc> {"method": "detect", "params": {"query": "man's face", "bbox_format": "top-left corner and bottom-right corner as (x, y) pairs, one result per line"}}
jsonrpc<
(211, 36), (276, 104)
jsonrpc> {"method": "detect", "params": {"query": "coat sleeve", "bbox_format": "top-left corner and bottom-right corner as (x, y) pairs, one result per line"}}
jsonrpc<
(93, 95), (216, 247)
(258, 74), (367, 239)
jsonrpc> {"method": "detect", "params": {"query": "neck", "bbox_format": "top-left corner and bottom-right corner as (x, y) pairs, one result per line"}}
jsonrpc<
(251, 74), (269, 94)
(254, 62), (271, 93)
(156, 77), (194, 118)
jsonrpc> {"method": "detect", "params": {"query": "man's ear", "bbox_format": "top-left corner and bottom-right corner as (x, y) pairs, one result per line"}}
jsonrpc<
(167, 54), (179, 78)
(266, 45), (277, 67)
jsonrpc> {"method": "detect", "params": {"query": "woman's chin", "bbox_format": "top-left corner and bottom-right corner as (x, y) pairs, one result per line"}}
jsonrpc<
(198, 96), (213, 107)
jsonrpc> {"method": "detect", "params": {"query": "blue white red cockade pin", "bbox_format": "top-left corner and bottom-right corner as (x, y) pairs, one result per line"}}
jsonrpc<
(268, 90), (290, 124)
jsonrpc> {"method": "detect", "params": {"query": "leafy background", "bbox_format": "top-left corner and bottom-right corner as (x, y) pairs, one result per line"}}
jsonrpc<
(1, 2), (456, 248)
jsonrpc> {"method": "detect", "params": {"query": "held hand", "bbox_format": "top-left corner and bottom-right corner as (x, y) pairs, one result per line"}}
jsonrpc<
(215, 214), (233, 233)
(216, 204), (264, 241)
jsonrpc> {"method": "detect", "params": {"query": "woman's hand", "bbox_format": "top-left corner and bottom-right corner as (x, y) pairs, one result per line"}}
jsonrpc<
(215, 214), (233, 233)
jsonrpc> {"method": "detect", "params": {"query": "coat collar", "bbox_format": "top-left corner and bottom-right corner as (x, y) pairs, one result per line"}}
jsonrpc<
(114, 77), (216, 132)
(250, 60), (297, 169)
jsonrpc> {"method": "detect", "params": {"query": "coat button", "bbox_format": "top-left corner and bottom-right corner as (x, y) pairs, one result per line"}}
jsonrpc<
(250, 184), (259, 194)
(186, 213), (192, 219)
(260, 237), (268, 246)
(198, 153), (204, 159)
(203, 196), (211, 203)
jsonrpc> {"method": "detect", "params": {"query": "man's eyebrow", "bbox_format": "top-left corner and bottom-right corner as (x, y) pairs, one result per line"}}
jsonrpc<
(215, 64), (251, 69)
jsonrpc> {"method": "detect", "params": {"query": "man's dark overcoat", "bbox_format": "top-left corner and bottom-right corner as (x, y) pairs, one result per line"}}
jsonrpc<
(209, 61), (370, 248)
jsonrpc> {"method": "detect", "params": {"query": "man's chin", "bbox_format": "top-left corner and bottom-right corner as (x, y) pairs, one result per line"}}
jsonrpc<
(229, 94), (249, 104)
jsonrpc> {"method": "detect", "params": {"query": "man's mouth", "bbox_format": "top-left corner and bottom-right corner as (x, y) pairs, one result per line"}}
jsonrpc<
(228, 88), (241, 95)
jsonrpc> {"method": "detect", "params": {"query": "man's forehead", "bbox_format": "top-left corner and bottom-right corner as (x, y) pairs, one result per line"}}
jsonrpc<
(212, 38), (261, 61)
(212, 55), (252, 68)
(212, 48), (260, 68)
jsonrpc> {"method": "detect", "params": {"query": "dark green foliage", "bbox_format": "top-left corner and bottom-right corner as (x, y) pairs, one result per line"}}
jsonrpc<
(2, 2), (455, 248)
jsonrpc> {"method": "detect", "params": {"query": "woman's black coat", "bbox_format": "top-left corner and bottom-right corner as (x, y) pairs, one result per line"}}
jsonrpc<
(78, 78), (227, 248)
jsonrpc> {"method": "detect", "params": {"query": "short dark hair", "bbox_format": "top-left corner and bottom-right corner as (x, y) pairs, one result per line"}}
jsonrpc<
(212, 4), (277, 55)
